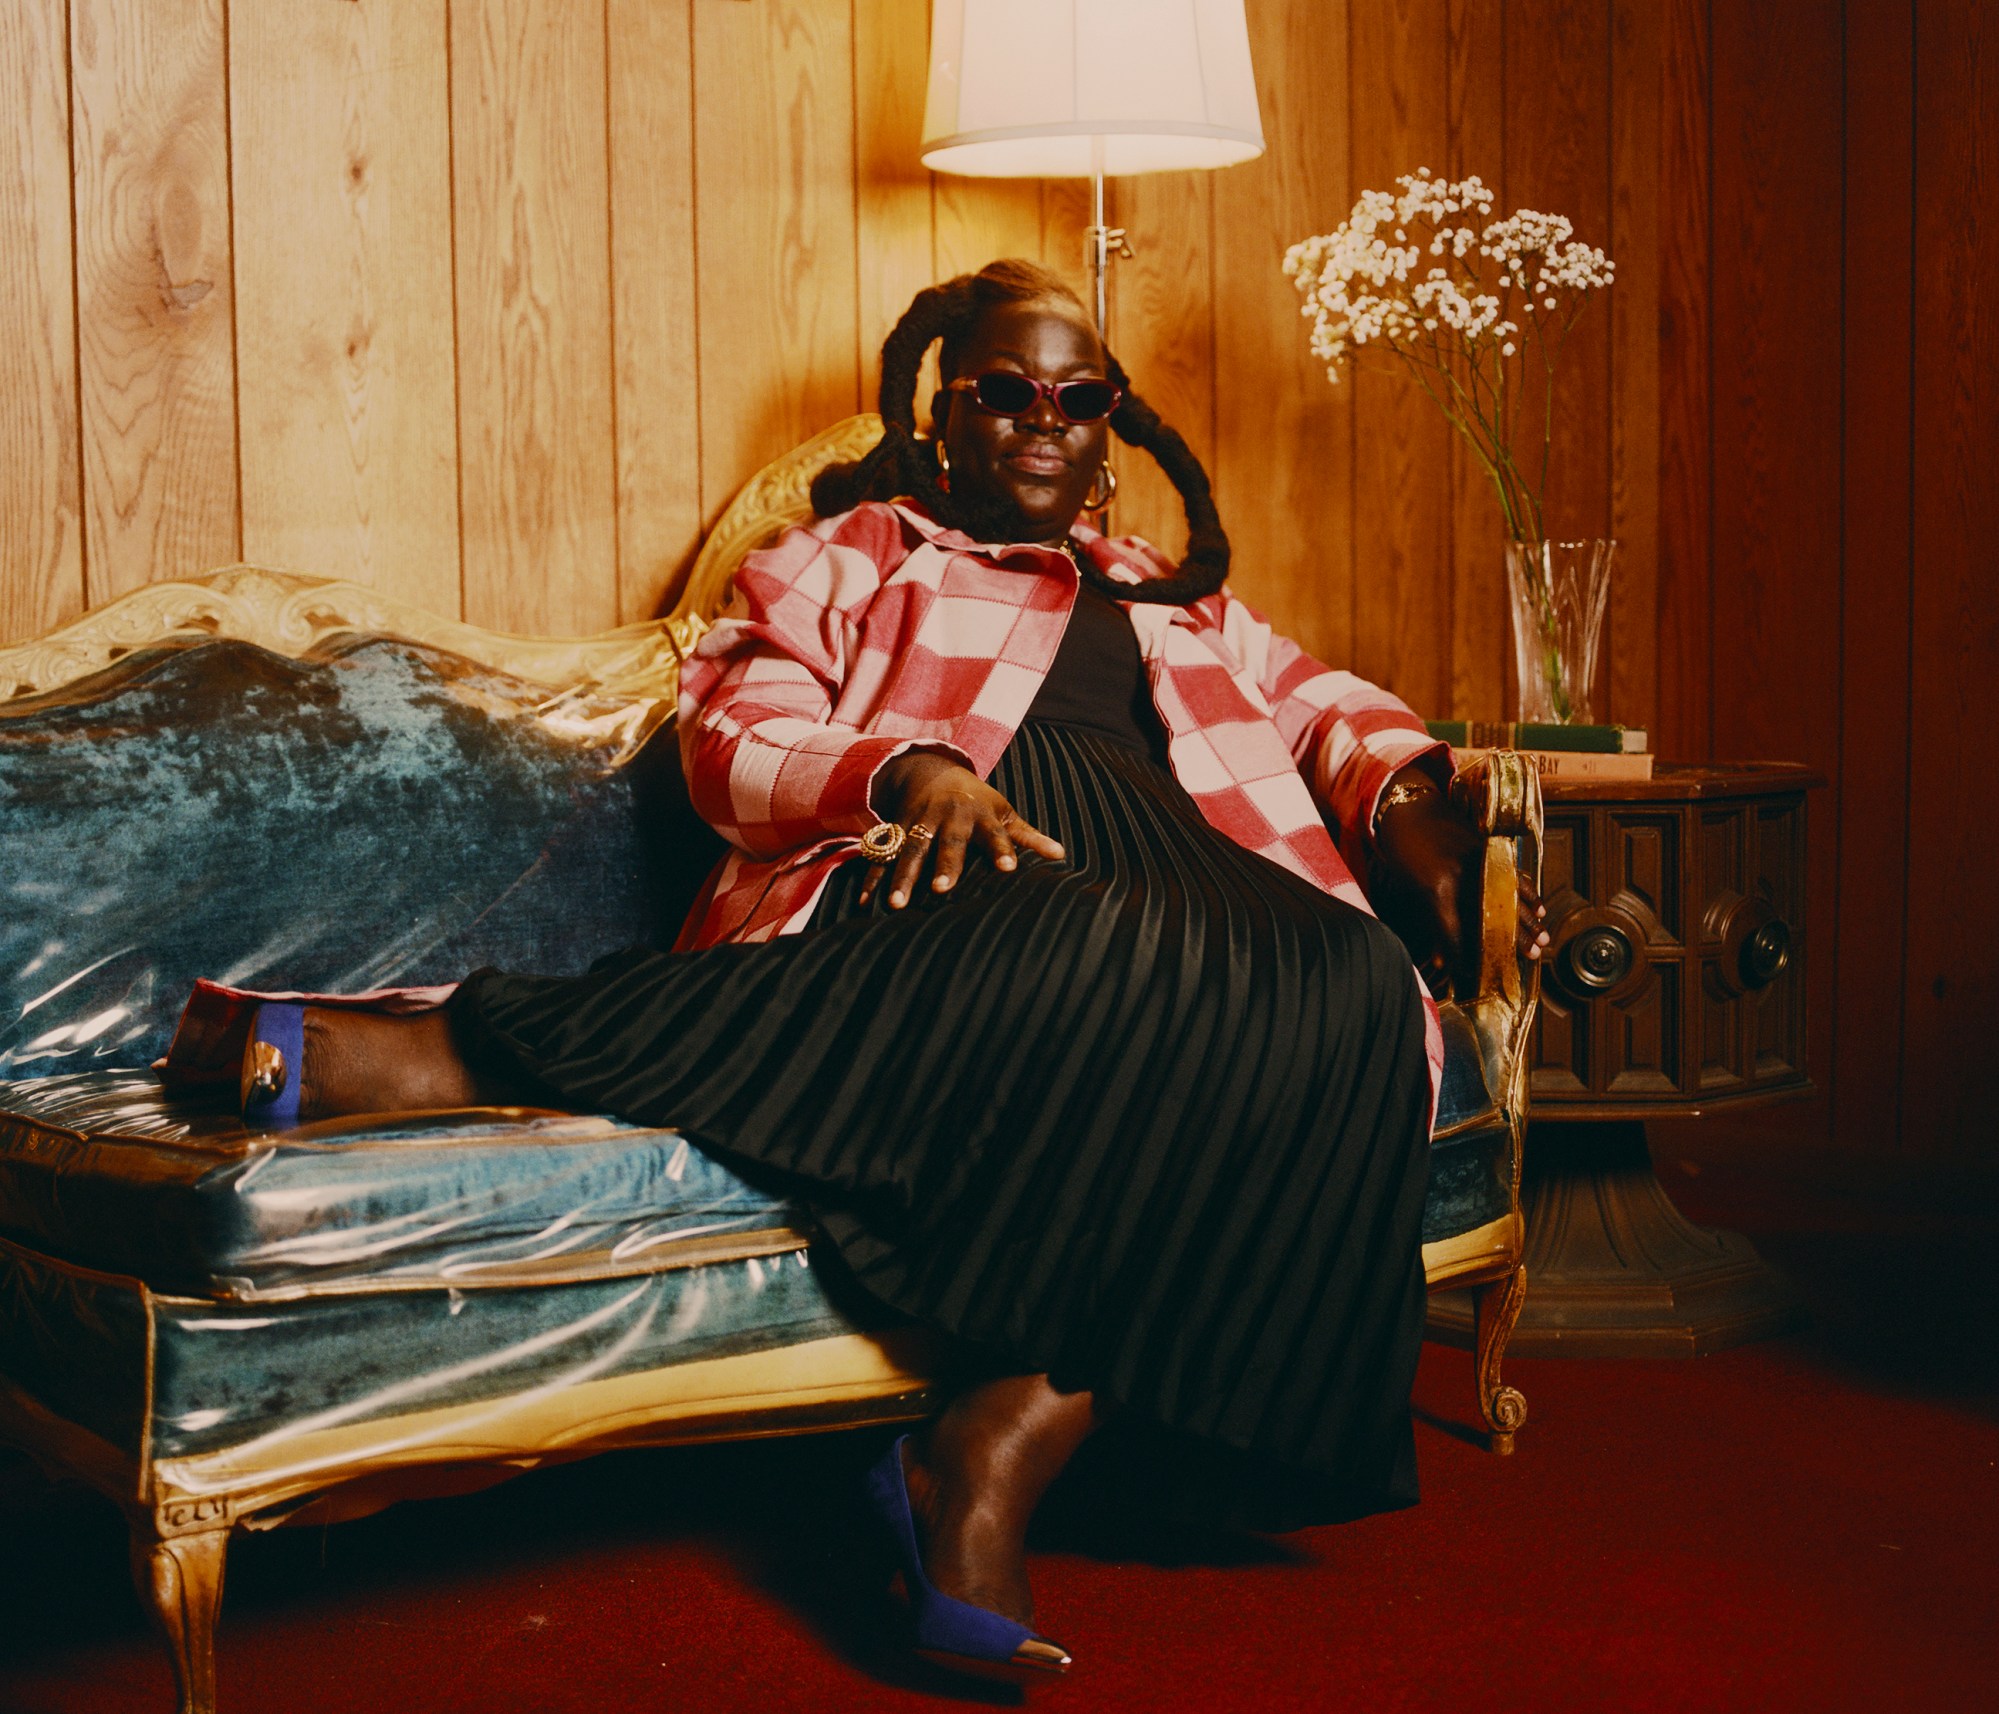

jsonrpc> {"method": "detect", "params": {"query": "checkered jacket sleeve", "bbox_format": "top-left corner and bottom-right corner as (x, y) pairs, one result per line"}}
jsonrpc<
(1203, 592), (1451, 854)
(677, 506), (974, 859)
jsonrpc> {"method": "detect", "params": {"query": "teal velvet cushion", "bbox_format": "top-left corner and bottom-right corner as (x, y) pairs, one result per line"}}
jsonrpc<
(0, 636), (688, 1079)
(0, 1070), (807, 1299)
(0, 1231), (877, 1471)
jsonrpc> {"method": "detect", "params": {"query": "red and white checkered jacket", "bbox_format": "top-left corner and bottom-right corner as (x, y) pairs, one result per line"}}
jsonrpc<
(676, 502), (1449, 1106)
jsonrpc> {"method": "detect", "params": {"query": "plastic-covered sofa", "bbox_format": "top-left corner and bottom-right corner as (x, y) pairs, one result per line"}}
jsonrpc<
(0, 416), (1541, 1714)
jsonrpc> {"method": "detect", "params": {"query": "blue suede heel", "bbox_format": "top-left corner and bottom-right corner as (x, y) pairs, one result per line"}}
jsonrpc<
(862, 1434), (1071, 1683)
(240, 1002), (306, 1125)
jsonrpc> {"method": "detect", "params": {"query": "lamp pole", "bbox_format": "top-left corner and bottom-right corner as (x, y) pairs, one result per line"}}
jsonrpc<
(1083, 136), (1132, 339)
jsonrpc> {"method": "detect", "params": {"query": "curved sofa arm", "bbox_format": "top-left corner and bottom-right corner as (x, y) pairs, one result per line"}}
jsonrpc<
(1447, 749), (1545, 1134)
(1449, 749), (1544, 1009)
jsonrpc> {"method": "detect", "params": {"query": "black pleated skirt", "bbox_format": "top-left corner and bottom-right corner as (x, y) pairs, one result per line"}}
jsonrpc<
(453, 722), (1434, 1527)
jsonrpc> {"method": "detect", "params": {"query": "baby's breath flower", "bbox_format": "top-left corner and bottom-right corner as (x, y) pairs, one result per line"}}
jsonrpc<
(1286, 170), (1614, 545)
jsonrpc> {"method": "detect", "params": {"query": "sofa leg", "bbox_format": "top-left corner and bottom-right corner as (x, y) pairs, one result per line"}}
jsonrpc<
(129, 1520), (229, 1714)
(1474, 1264), (1530, 1454)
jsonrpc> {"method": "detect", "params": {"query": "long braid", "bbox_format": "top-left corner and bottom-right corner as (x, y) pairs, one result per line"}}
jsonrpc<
(811, 260), (1230, 606)
(1100, 354), (1230, 605)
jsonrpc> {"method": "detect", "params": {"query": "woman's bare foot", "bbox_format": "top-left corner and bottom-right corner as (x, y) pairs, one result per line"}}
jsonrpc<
(295, 1007), (517, 1118)
(899, 1373), (1099, 1628)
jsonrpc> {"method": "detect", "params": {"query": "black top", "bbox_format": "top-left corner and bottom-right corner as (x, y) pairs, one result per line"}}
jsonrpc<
(1020, 577), (1170, 764)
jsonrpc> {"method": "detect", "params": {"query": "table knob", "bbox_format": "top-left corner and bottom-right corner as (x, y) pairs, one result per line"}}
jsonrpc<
(1704, 893), (1794, 996)
(1742, 917), (1792, 989)
(1568, 924), (1634, 991)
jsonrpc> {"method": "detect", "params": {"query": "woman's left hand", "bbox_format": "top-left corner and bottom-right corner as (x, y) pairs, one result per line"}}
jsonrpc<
(1371, 766), (1549, 994)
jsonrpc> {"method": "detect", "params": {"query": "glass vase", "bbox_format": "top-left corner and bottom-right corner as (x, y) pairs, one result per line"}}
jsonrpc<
(1505, 538), (1616, 724)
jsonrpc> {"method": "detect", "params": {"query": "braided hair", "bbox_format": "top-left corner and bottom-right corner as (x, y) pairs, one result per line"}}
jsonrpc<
(809, 259), (1230, 605)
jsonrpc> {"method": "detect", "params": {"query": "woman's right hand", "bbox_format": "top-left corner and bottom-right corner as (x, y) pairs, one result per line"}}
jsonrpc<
(863, 751), (1065, 909)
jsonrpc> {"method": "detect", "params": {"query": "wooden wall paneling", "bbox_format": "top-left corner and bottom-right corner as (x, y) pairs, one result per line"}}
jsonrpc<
(1655, 0), (1711, 759)
(0, 0), (84, 643)
(1833, 0), (1915, 1155)
(1210, 0), (1354, 668)
(229, 0), (460, 617)
(1039, 181), (1094, 304)
(449, 0), (617, 635)
(1347, 0), (1452, 716)
(1445, 0), (1505, 718)
(853, 0), (935, 418)
(1903, 0), (1998, 1160)
(68, 0), (239, 600)
(1608, 0), (1662, 736)
(607, 0), (703, 621)
(1503, 0), (1614, 688)
(933, 179), (1044, 281)
(693, 0), (859, 523)
(1708, 0), (1844, 1142)
(1106, 171), (1214, 560)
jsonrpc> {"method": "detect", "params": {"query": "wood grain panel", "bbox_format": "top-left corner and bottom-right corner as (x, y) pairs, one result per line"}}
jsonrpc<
(1348, 0), (1452, 716)
(0, 0), (83, 643)
(692, 0), (858, 523)
(607, 0), (702, 621)
(1445, 0), (1506, 718)
(1039, 181), (1094, 304)
(1608, 0), (1661, 736)
(1834, 0), (1914, 1155)
(1504, 0), (1613, 697)
(69, 0), (239, 599)
(1655, 0), (1711, 759)
(933, 178), (1044, 281)
(1904, 0), (1997, 1159)
(450, 0), (617, 635)
(1108, 172), (1213, 560)
(230, 0), (460, 615)
(853, 0), (934, 416)
(1709, 0), (1844, 1143)
(1211, 0), (1354, 668)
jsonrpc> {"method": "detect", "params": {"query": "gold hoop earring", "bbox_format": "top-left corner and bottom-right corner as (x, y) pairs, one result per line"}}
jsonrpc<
(1084, 462), (1117, 512)
(931, 437), (951, 489)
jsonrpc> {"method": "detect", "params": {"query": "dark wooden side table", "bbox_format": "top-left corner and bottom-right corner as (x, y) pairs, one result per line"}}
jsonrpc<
(1429, 761), (1824, 1357)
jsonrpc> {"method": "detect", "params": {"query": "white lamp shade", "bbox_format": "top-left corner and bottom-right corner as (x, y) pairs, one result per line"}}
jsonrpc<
(921, 0), (1264, 178)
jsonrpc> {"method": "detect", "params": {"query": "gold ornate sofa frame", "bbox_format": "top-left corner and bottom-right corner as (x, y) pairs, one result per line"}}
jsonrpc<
(0, 415), (1540, 1714)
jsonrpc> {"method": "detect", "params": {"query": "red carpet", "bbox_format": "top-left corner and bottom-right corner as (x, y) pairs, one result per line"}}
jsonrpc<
(3, 1183), (1994, 1714)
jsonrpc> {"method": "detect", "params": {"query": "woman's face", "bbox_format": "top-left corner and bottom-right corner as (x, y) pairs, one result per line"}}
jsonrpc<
(937, 298), (1110, 542)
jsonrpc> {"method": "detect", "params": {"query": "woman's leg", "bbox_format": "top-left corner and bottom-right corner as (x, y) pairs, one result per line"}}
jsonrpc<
(295, 1007), (527, 1117)
(901, 1374), (1099, 1626)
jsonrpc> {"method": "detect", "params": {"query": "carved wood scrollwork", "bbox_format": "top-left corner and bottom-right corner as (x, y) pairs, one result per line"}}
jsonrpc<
(1474, 1264), (1531, 1455)
(0, 565), (697, 707)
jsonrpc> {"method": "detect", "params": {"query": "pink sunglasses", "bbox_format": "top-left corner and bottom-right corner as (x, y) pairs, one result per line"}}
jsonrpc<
(945, 371), (1124, 425)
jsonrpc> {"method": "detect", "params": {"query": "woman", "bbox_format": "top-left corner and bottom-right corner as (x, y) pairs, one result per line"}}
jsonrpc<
(247, 260), (1546, 1683)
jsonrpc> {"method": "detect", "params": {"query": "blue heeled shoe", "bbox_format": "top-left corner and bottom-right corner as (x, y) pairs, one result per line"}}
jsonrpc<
(862, 1434), (1072, 1684)
(239, 1002), (306, 1125)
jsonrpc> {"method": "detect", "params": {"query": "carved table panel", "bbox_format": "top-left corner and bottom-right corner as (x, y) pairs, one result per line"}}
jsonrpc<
(1430, 762), (1825, 1359)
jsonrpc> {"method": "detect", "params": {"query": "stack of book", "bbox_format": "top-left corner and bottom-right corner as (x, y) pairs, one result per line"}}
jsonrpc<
(1425, 719), (1654, 781)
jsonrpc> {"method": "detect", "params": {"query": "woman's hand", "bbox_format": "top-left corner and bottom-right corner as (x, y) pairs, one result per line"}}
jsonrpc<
(862, 752), (1066, 909)
(1371, 765), (1549, 993)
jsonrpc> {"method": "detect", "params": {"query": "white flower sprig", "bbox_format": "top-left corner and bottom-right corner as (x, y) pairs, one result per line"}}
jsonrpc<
(1283, 170), (1614, 545)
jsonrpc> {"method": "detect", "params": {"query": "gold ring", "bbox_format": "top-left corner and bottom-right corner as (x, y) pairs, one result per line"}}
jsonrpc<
(859, 821), (908, 864)
(907, 824), (935, 844)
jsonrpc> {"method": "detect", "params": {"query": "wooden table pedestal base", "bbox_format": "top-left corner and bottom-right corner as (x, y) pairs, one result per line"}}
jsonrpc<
(1427, 1121), (1805, 1358)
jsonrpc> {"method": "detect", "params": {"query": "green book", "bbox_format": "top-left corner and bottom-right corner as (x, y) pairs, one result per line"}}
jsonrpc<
(1425, 719), (1647, 754)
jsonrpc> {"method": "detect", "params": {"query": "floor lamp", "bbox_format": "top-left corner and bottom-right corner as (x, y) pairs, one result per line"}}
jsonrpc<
(918, 0), (1266, 341)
